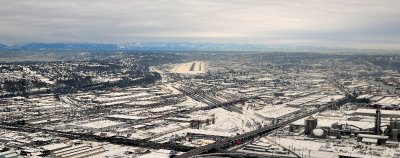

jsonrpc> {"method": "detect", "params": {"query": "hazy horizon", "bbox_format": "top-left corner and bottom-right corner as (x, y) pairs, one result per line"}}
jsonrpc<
(1, 0), (400, 50)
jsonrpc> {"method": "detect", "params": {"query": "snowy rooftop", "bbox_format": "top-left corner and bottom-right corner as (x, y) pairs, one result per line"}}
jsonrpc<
(40, 143), (70, 151)
(352, 108), (400, 117)
(95, 92), (153, 103)
(107, 114), (145, 120)
(255, 105), (301, 119)
(292, 116), (388, 129)
(149, 106), (179, 113)
(78, 120), (125, 129)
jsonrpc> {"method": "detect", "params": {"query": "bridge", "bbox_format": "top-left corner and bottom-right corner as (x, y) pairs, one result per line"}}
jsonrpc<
(176, 98), (348, 158)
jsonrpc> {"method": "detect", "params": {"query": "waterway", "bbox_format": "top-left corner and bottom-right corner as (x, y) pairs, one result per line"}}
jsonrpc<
(368, 80), (400, 94)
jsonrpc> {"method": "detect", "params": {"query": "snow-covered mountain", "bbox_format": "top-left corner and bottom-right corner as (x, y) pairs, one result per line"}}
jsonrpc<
(0, 42), (390, 53)
(0, 42), (266, 51)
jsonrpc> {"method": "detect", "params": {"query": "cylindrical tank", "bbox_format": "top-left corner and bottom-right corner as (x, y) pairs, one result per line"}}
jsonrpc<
(305, 116), (318, 135)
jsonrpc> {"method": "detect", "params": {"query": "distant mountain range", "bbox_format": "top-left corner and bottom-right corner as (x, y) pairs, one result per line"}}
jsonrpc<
(0, 42), (396, 53)
(0, 43), (8, 49)
(0, 43), (119, 51)
(0, 42), (266, 51)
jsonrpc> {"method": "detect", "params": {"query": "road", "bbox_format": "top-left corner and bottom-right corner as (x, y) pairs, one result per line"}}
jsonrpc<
(328, 79), (354, 98)
(176, 98), (348, 158)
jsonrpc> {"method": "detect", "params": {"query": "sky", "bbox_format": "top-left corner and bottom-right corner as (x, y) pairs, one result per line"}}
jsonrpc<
(0, 0), (400, 50)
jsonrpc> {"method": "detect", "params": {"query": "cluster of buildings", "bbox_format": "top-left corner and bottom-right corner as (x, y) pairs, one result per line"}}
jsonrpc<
(1, 52), (400, 157)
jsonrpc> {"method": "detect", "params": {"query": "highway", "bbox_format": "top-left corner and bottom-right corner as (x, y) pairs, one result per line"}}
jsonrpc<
(176, 98), (348, 158)
(329, 79), (354, 98)
(0, 97), (347, 158)
(0, 78), (350, 157)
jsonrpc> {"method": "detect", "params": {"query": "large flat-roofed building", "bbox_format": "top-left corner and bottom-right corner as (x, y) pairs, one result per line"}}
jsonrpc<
(357, 134), (389, 145)
(71, 120), (127, 132)
(291, 116), (388, 130)
(94, 92), (154, 103)
(52, 144), (105, 158)
(255, 105), (301, 122)
(106, 114), (146, 123)
(40, 143), (71, 154)
(352, 109), (400, 118)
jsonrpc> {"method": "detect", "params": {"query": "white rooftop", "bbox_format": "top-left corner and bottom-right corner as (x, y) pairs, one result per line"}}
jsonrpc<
(107, 114), (145, 120)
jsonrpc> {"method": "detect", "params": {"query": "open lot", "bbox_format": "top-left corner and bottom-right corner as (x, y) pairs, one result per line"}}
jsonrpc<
(171, 61), (205, 74)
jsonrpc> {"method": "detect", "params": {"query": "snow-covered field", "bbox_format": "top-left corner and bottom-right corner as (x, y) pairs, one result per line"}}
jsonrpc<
(199, 107), (269, 134)
(267, 136), (397, 158)
(171, 61), (205, 74)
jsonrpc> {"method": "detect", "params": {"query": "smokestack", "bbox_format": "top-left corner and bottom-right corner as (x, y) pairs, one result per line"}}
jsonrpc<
(375, 108), (382, 135)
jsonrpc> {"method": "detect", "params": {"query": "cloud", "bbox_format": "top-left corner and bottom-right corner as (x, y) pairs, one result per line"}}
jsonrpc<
(0, 0), (399, 49)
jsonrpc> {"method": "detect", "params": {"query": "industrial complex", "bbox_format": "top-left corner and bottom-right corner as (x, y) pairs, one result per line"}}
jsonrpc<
(0, 52), (400, 158)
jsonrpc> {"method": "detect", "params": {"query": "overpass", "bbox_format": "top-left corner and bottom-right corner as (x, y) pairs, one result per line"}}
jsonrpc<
(176, 98), (348, 158)
(0, 97), (348, 157)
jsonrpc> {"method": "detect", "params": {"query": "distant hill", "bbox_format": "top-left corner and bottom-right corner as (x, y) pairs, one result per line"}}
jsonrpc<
(0, 43), (7, 49)
(0, 42), (265, 51)
(117, 42), (266, 51)
(10, 43), (119, 50)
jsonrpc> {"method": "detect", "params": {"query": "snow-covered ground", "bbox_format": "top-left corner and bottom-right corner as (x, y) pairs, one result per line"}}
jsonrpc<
(267, 136), (397, 158)
(88, 144), (133, 158)
(174, 96), (208, 108)
(23, 67), (55, 85)
(171, 61), (206, 74)
(150, 66), (168, 83)
(162, 83), (182, 95)
(199, 107), (269, 134)
(138, 149), (179, 158)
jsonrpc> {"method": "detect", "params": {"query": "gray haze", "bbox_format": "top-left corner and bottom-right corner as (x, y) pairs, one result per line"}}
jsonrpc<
(1, 0), (400, 50)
